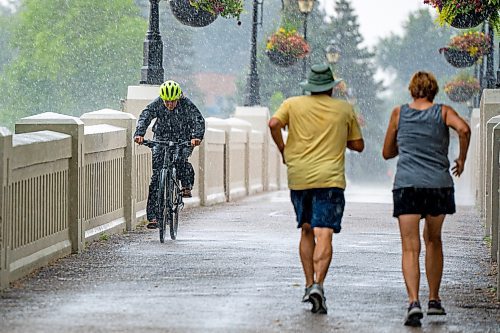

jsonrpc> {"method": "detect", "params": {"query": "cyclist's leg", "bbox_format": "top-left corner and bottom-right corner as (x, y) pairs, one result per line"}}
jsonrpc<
(178, 148), (194, 197)
(146, 145), (165, 228)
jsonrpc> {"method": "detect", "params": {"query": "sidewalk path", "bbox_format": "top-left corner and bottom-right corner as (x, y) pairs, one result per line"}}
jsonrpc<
(0, 191), (498, 333)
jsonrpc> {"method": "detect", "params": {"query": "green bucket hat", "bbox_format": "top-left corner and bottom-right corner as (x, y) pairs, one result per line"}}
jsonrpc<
(299, 64), (343, 92)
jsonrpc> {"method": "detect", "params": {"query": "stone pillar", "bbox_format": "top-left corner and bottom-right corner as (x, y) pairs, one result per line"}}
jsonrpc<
(485, 116), (500, 240)
(479, 90), (500, 218)
(233, 106), (271, 191)
(81, 109), (137, 231)
(15, 113), (85, 254)
(0, 127), (12, 289)
(122, 85), (159, 119)
(490, 122), (500, 262)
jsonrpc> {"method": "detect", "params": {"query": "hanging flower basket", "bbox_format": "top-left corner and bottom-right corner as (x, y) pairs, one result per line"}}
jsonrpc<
(266, 50), (299, 67)
(423, 0), (499, 29)
(449, 9), (490, 29)
(266, 28), (310, 68)
(444, 73), (480, 103)
(440, 48), (478, 68)
(170, 0), (218, 27)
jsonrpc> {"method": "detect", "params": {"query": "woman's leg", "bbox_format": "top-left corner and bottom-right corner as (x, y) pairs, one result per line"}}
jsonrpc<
(398, 214), (422, 302)
(423, 214), (445, 301)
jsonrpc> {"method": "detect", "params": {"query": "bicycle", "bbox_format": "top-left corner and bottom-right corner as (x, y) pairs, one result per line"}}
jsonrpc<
(142, 139), (192, 242)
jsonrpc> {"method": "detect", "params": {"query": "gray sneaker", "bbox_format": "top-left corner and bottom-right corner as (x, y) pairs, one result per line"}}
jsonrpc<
(309, 283), (327, 314)
(302, 285), (313, 303)
(427, 300), (446, 315)
(404, 301), (423, 327)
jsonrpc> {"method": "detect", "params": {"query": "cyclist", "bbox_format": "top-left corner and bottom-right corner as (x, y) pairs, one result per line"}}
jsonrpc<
(134, 80), (206, 229)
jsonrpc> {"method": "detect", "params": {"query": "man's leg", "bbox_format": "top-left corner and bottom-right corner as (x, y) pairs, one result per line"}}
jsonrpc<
(312, 227), (333, 285)
(300, 223), (315, 288)
(177, 151), (194, 197)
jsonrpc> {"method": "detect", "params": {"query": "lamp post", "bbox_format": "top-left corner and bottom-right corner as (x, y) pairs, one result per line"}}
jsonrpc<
(140, 0), (164, 85)
(244, 0), (263, 106)
(298, 0), (314, 80)
(325, 39), (341, 67)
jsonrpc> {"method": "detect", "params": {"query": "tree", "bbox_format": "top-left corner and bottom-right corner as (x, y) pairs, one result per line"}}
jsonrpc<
(376, 9), (457, 104)
(256, 0), (389, 183)
(0, 0), (146, 127)
(327, 0), (387, 184)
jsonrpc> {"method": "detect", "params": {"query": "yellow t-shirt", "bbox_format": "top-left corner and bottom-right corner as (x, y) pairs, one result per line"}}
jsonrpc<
(273, 95), (363, 190)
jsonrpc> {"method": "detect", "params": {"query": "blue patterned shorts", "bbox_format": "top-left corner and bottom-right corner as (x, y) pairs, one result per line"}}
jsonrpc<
(290, 187), (345, 233)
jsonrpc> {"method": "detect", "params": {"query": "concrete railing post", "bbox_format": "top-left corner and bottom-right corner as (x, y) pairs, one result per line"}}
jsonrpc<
(485, 116), (500, 240)
(81, 109), (137, 231)
(0, 127), (12, 289)
(490, 122), (500, 263)
(233, 107), (271, 191)
(480, 90), (500, 218)
(15, 113), (85, 254)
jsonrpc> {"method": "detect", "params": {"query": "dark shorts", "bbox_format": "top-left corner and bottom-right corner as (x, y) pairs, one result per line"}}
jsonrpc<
(392, 187), (456, 218)
(290, 187), (345, 233)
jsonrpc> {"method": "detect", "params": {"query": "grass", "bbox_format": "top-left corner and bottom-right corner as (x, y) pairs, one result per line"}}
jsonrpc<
(99, 233), (110, 241)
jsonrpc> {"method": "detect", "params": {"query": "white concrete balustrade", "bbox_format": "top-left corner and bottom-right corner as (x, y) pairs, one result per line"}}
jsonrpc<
(476, 89), (500, 300)
(0, 96), (283, 288)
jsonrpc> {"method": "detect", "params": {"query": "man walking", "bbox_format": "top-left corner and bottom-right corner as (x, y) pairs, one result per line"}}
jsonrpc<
(269, 64), (364, 314)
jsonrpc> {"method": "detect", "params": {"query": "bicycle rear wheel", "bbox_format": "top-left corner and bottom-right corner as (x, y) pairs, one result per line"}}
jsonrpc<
(157, 169), (168, 243)
(169, 180), (180, 240)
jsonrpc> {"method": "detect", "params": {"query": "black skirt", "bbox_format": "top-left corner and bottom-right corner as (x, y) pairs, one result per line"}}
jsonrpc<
(392, 187), (456, 218)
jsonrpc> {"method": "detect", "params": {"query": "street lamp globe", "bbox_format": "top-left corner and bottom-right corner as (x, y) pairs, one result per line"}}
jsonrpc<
(325, 40), (341, 64)
(298, 0), (314, 13)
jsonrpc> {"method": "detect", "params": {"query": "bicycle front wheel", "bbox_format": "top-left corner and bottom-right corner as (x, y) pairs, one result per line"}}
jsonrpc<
(169, 181), (180, 240)
(157, 169), (168, 243)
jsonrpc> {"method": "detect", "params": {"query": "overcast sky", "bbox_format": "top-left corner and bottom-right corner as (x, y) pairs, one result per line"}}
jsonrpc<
(320, 0), (431, 47)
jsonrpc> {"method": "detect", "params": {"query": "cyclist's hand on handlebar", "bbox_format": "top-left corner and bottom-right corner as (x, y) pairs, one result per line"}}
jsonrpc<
(134, 136), (144, 144)
(191, 138), (201, 147)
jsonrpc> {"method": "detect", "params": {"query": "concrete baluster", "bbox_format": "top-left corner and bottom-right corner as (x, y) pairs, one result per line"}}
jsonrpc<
(233, 106), (272, 191)
(480, 90), (500, 219)
(486, 116), (500, 240)
(0, 128), (12, 289)
(15, 113), (85, 254)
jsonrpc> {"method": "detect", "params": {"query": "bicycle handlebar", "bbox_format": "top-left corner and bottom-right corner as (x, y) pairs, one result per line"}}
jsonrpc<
(141, 139), (192, 148)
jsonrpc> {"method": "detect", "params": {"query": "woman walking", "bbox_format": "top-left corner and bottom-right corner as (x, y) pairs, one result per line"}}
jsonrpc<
(382, 71), (471, 327)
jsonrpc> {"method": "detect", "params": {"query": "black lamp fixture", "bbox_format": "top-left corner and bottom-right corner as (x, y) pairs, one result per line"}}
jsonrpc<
(297, 0), (315, 80)
(325, 39), (341, 65)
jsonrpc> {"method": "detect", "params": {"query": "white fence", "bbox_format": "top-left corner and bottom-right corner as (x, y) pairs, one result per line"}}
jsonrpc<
(0, 102), (286, 288)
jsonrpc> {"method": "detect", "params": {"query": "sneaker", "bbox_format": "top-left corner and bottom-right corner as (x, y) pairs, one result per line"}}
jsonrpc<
(302, 285), (313, 303)
(427, 300), (446, 315)
(146, 219), (158, 229)
(404, 301), (423, 327)
(309, 283), (327, 314)
(182, 188), (192, 198)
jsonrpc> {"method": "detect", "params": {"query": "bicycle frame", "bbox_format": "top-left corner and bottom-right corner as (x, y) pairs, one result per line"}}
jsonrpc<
(143, 140), (191, 242)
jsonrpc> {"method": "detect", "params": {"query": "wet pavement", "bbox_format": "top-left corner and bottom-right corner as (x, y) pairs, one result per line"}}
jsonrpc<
(0, 190), (498, 333)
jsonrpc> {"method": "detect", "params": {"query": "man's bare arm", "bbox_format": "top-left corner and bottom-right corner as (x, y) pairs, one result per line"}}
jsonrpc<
(268, 117), (286, 164)
(347, 139), (364, 152)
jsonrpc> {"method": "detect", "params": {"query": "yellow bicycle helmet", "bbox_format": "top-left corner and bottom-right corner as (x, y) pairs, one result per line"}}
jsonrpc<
(159, 80), (182, 101)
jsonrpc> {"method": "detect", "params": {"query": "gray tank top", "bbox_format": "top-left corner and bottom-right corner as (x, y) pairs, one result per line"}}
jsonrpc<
(393, 104), (453, 189)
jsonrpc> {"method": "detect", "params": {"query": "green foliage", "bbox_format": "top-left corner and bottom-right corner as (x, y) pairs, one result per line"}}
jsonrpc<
(269, 91), (285, 115)
(190, 0), (243, 21)
(99, 233), (110, 241)
(376, 9), (457, 104)
(0, 0), (146, 127)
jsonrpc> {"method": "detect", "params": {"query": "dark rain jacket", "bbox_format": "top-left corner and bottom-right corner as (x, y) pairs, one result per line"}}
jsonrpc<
(134, 96), (205, 142)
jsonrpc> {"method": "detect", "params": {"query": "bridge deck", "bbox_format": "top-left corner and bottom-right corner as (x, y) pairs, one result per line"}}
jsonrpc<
(0, 190), (498, 332)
